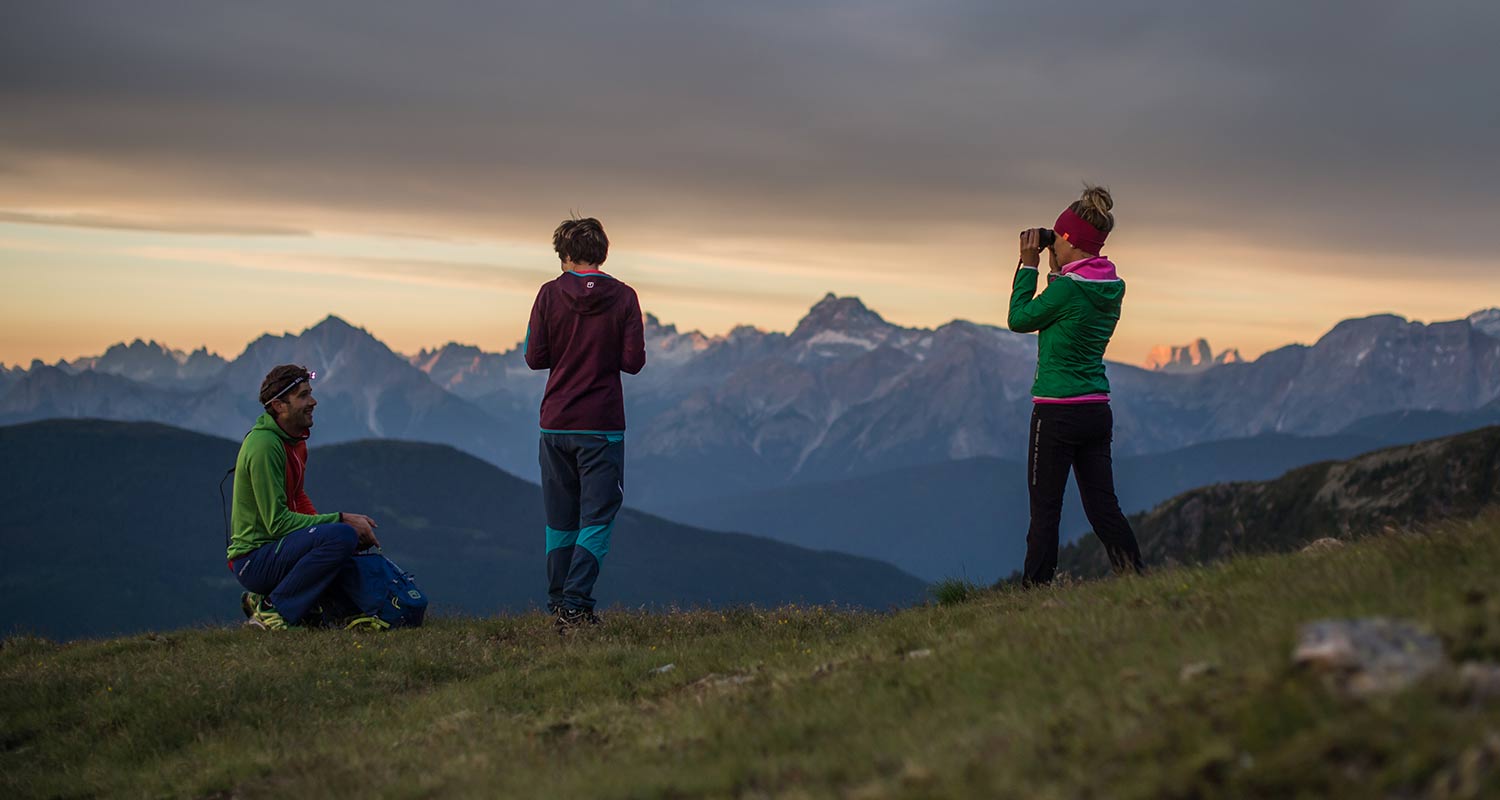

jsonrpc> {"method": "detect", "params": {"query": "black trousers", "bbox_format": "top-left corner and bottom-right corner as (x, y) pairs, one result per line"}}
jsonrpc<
(1024, 403), (1144, 585)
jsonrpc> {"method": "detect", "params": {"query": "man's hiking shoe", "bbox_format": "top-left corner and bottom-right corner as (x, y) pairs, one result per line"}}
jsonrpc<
(554, 607), (603, 632)
(240, 591), (262, 619)
(344, 615), (391, 632)
(245, 600), (292, 631)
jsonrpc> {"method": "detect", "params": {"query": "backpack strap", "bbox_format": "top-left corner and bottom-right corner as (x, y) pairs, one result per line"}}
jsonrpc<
(219, 467), (236, 549)
(220, 432), (252, 550)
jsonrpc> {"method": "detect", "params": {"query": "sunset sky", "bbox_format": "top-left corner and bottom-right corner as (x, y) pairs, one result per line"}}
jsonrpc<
(2, 2), (1497, 369)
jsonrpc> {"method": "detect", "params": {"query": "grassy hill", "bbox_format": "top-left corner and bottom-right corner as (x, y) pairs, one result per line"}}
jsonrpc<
(6, 510), (1500, 798)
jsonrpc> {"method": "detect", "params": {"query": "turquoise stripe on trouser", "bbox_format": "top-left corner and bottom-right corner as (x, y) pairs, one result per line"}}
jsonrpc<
(576, 522), (612, 560)
(546, 526), (579, 552)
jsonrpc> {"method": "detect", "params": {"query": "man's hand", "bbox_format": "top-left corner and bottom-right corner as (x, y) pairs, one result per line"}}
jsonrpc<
(343, 512), (381, 549)
(1019, 228), (1042, 268)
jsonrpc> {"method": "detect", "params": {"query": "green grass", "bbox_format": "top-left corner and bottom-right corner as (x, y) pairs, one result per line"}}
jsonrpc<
(7, 513), (1500, 799)
(929, 578), (985, 606)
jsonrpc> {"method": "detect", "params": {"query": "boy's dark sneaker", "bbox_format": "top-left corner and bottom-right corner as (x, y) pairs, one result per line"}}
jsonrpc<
(554, 607), (604, 632)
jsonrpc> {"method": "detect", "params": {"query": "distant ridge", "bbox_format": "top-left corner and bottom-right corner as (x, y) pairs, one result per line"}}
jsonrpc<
(0, 419), (926, 640)
(1057, 425), (1500, 579)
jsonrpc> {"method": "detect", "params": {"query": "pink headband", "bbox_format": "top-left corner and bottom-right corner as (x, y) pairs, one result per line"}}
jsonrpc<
(1053, 207), (1108, 255)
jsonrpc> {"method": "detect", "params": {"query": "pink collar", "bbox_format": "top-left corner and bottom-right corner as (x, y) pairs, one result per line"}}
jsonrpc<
(1058, 256), (1119, 282)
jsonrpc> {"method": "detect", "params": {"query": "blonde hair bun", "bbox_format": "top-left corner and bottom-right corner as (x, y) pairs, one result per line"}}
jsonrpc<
(1069, 184), (1114, 232)
(1080, 185), (1113, 215)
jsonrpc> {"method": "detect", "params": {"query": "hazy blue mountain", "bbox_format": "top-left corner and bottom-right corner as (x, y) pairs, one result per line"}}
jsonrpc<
(0, 365), (244, 433)
(0, 420), (927, 641)
(1336, 403), (1500, 443)
(1057, 425), (1500, 579)
(7, 302), (1499, 510)
(653, 403), (1500, 583)
(622, 301), (1500, 504)
(0, 317), (531, 476)
(655, 433), (1382, 583)
(219, 316), (530, 472)
(85, 339), (228, 387)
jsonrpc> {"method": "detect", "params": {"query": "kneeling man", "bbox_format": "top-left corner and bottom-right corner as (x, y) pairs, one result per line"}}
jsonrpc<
(227, 364), (380, 630)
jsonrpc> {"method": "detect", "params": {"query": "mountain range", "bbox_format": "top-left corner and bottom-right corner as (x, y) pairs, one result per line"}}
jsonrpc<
(4, 298), (1499, 579)
(9, 301), (1500, 491)
(0, 420), (926, 641)
(1, 318), (529, 475)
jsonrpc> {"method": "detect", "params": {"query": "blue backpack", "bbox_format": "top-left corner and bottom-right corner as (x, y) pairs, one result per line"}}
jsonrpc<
(346, 549), (428, 628)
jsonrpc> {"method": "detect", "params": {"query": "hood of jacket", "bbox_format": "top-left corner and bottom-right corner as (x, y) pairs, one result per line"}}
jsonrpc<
(557, 270), (628, 317)
(1060, 256), (1125, 311)
(251, 411), (306, 444)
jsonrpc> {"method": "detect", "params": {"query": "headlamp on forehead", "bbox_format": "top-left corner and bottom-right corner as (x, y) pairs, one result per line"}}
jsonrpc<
(266, 370), (317, 406)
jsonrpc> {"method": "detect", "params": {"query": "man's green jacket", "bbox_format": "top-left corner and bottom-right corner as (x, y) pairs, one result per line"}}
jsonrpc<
(227, 413), (339, 560)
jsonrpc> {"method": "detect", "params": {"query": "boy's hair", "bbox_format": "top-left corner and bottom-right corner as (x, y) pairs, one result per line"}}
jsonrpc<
(259, 364), (311, 408)
(553, 217), (609, 266)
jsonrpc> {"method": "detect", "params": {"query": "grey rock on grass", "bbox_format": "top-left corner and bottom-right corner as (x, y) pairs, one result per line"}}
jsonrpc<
(1293, 618), (1447, 696)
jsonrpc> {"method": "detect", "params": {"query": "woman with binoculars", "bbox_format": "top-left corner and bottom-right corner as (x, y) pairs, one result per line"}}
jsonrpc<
(1008, 186), (1145, 585)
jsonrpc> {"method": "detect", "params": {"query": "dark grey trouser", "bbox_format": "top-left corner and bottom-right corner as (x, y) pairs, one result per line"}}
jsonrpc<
(1023, 403), (1144, 585)
(540, 433), (624, 611)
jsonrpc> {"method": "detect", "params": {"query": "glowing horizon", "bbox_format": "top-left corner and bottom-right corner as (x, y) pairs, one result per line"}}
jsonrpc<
(2, 212), (1490, 372)
(3, 4), (1497, 371)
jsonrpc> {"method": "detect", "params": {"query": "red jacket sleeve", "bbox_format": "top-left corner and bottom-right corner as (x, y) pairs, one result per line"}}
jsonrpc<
(622, 290), (646, 375)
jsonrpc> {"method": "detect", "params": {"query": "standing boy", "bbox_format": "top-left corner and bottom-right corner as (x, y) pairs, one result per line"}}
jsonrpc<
(524, 217), (646, 628)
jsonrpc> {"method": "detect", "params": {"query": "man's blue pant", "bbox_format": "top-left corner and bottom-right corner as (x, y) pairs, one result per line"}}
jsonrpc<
(230, 523), (360, 625)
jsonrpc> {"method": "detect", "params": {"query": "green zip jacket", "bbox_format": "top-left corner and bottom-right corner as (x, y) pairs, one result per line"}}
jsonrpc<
(1007, 257), (1125, 399)
(226, 413), (340, 560)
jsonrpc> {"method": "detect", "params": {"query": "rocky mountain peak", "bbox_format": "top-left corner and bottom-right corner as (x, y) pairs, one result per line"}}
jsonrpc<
(409, 343), (483, 373)
(791, 294), (889, 340)
(308, 315), (361, 335)
(84, 338), (226, 384)
(1470, 308), (1500, 338)
(298, 316), (387, 354)
(1144, 338), (1242, 373)
(423, 343), (483, 359)
(644, 312), (673, 334)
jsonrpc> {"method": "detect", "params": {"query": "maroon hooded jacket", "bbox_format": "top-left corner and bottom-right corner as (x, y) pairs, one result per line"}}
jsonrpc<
(524, 270), (646, 432)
